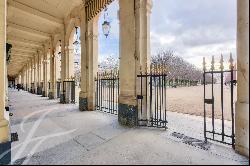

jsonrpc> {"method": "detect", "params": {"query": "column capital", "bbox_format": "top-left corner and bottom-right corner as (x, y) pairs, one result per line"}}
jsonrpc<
(87, 32), (98, 41)
(135, 0), (153, 14)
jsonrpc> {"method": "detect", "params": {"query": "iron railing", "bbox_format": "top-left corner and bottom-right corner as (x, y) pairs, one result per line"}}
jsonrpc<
(203, 55), (236, 148)
(62, 79), (75, 104)
(95, 70), (119, 115)
(137, 64), (168, 129)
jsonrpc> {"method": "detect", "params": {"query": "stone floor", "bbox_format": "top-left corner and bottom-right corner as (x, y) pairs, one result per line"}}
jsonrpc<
(5, 89), (249, 165)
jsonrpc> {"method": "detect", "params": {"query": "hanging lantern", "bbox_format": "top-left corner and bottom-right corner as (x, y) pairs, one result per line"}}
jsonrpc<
(102, 7), (111, 38)
(58, 40), (62, 56)
(73, 27), (80, 46)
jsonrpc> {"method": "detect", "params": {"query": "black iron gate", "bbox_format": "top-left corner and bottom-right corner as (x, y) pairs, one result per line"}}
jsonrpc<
(203, 55), (236, 148)
(137, 64), (168, 129)
(31, 83), (35, 94)
(57, 81), (61, 99)
(95, 70), (119, 115)
(62, 80), (75, 104)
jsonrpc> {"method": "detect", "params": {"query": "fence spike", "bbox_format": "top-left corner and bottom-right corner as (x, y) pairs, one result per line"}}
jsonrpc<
(229, 53), (234, 70)
(139, 64), (142, 74)
(211, 56), (215, 71)
(145, 62), (148, 74)
(203, 57), (206, 71)
(220, 54), (224, 70)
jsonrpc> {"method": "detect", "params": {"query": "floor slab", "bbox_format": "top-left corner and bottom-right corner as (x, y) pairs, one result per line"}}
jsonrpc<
(6, 89), (249, 165)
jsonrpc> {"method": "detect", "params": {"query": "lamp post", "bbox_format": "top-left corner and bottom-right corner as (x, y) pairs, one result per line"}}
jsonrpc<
(102, 7), (111, 38)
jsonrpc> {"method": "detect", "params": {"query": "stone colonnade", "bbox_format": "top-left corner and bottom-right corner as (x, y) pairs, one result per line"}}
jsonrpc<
(0, 0), (249, 160)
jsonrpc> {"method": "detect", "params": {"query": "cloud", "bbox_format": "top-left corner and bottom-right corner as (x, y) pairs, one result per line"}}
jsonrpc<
(98, 0), (237, 69)
(150, 0), (236, 68)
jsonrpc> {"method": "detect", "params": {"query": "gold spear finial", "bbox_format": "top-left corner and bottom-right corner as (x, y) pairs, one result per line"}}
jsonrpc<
(211, 56), (215, 71)
(203, 57), (206, 71)
(229, 53), (234, 70)
(145, 62), (148, 74)
(139, 64), (142, 74)
(150, 63), (153, 74)
(220, 54), (224, 71)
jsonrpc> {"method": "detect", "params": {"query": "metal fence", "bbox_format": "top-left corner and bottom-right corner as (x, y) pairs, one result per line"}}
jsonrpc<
(31, 83), (35, 94)
(95, 70), (119, 115)
(137, 64), (168, 129)
(57, 81), (61, 98)
(203, 55), (236, 148)
(62, 79), (75, 104)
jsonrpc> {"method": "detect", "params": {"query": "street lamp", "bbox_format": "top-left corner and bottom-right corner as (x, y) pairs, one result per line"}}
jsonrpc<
(102, 7), (111, 38)
(73, 27), (80, 46)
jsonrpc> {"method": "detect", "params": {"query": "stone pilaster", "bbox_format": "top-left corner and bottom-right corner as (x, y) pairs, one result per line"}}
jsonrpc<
(0, 0), (11, 164)
(235, 0), (249, 157)
(34, 56), (38, 94)
(37, 51), (42, 95)
(135, 0), (152, 125)
(63, 44), (75, 103)
(43, 47), (49, 97)
(118, 0), (137, 127)
(79, 3), (88, 111)
(60, 35), (66, 103)
(49, 45), (56, 99)
(118, 0), (152, 127)
(87, 17), (99, 111)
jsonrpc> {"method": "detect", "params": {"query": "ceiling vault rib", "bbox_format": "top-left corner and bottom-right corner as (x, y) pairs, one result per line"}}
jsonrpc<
(8, 22), (51, 39)
(8, 0), (63, 27)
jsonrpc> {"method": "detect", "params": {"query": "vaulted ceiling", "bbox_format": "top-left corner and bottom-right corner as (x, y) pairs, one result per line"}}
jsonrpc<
(7, 0), (114, 77)
(7, 0), (82, 77)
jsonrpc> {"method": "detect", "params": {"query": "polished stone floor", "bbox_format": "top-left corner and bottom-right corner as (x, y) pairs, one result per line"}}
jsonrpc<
(6, 89), (249, 165)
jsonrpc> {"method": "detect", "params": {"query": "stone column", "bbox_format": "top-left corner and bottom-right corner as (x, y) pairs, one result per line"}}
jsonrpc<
(235, 0), (249, 157)
(86, 17), (99, 111)
(135, 0), (152, 125)
(29, 61), (32, 92)
(118, 0), (152, 127)
(64, 44), (75, 103)
(24, 66), (27, 90)
(27, 62), (30, 91)
(21, 70), (24, 87)
(42, 47), (49, 97)
(0, 0), (11, 164)
(34, 55), (38, 94)
(37, 51), (41, 95)
(31, 58), (34, 93)
(40, 53), (44, 93)
(79, 3), (88, 111)
(60, 34), (66, 103)
(49, 44), (56, 99)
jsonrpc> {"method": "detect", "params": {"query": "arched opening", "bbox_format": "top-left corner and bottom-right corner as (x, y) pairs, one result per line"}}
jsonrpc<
(55, 41), (62, 99)
(66, 25), (81, 104)
(46, 50), (51, 98)
(95, 0), (119, 114)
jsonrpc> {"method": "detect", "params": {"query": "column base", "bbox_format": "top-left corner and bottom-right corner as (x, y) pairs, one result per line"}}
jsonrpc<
(60, 94), (65, 103)
(235, 101), (249, 157)
(42, 91), (45, 97)
(118, 103), (138, 127)
(79, 97), (88, 111)
(37, 87), (42, 95)
(0, 141), (11, 165)
(48, 92), (54, 99)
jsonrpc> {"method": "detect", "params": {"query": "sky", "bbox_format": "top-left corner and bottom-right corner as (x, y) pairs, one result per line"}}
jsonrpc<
(98, 0), (237, 69)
